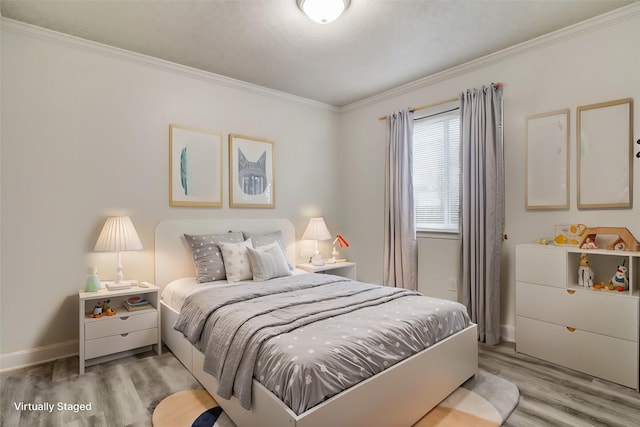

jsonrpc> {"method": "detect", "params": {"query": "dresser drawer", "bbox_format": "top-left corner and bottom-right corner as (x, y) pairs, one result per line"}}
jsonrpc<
(85, 312), (157, 340)
(515, 245), (566, 287)
(516, 316), (638, 389)
(85, 328), (158, 359)
(516, 282), (638, 341)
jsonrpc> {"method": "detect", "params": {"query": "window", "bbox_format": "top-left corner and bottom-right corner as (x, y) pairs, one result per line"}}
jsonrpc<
(413, 107), (460, 232)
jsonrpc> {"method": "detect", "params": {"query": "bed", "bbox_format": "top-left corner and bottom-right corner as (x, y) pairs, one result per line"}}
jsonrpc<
(155, 218), (477, 427)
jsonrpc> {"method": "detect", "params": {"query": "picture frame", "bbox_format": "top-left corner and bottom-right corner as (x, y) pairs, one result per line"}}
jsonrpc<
(229, 134), (275, 208)
(169, 124), (223, 207)
(577, 98), (633, 209)
(525, 109), (570, 210)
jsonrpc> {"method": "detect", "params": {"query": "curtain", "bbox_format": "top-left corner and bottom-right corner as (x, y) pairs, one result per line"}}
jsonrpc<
(384, 109), (417, 290)
(459, 83), (504, 345)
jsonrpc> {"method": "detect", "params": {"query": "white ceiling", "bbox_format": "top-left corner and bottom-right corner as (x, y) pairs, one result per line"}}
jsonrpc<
(1, 0), (636, 107)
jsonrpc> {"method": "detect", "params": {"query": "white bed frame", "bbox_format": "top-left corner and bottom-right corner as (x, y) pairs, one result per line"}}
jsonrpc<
(155, 218), (477, 427)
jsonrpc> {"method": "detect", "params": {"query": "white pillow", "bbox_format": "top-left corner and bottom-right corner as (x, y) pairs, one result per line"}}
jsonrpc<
(247, 242), (292, 281)
(218, 239), (253, 283)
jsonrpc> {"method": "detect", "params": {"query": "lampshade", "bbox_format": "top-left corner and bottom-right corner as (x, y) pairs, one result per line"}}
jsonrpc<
(297, 0), (350, 24)
(94, 216), (142, 287)
(95, 216), (143, 252)
(302, 218), (332, 241)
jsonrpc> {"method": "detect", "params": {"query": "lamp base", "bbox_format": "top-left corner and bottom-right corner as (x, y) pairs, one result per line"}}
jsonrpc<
(105, 281), (133, 291)
(310, 252), (325, 266)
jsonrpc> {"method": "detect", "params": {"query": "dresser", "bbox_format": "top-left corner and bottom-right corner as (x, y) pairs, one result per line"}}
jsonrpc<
(79, 283), (161, 374)
(515, 243), (639, 389)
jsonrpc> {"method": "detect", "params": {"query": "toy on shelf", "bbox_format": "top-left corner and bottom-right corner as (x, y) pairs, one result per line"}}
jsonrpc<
(577, 254), (594, 288)
(553, 224), (587, 246)
(577, 227), (640, 251)
(581, 237), (598, 249)
(610, 261), (629, 292)
(89, 304), (103, 318)
(89, 299), (116, 318)
(102, 299), (116, 316)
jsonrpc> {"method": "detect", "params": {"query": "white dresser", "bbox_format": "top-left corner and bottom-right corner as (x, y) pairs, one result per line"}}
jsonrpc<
(515, 243), (639, 389)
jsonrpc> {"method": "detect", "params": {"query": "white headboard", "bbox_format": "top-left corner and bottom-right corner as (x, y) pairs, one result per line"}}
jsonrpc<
(154, 218), (296, 289)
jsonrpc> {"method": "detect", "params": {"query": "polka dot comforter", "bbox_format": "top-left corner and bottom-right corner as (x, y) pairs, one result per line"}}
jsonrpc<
(174, 273), (470, 415)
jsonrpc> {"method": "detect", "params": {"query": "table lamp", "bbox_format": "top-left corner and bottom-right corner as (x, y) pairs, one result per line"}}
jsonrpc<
(94, 216), (143, 290)
(302, 217), (332, 266)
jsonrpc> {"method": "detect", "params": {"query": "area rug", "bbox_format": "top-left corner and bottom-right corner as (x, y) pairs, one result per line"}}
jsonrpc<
(414, 369), (520, 426)
(153, 369), (518, 427)
(152, 390), (235, 427)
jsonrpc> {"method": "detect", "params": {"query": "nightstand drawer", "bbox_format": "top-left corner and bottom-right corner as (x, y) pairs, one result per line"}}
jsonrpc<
(85, 327), (158, 359)
(85, 312), (157, 340)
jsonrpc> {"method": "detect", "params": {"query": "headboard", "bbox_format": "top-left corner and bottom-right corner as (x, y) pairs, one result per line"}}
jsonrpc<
(154, 218), (296, 289)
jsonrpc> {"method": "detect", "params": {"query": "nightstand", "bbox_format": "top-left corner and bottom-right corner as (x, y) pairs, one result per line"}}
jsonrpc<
(78, 282), (161, 374)
(296, 261), (357, 280)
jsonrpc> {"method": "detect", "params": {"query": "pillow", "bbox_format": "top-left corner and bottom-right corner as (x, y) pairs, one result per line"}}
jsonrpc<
(184, 232), (245, 283)
(242, 230), (293, 270)
(218, 239), (254, 283)
(247, 242), (293, 281)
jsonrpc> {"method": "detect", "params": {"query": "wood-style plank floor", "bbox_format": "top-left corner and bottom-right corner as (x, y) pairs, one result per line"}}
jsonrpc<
(479, 342), (640, 427)
(1, 342), (639, 426)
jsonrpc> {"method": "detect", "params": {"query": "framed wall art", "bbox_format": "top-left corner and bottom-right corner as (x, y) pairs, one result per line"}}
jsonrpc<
(577, 98), (633, 209)
(169, 124), (223, 207)
(525, 109), (570, 210)
(229, 134), (275, 208)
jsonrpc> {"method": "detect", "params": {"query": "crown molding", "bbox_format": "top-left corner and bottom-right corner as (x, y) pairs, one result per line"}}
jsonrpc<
(0, 17), (339, 113)
(340, 3), (640, 113)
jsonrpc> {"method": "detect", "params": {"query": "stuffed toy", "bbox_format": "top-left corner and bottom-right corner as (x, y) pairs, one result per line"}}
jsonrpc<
(89, 304), (103, 318)
(609, 261), (628, 292)
(102, 299), (117, 316)
(577, 254), (594, 287)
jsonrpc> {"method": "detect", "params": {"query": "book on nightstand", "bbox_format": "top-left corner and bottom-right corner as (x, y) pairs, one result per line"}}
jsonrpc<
(124, 298), (151, 311)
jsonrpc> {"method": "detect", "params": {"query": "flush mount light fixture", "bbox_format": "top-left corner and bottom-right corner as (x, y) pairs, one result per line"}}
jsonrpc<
(297, 0), (350, 24)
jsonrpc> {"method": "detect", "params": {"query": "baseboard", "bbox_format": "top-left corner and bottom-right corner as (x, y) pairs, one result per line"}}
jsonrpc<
(501, 324), (515, 343)
(0, 339), (78, 372)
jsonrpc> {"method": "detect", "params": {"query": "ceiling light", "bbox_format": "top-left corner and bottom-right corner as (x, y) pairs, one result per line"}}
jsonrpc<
(297, 0), (350, 24)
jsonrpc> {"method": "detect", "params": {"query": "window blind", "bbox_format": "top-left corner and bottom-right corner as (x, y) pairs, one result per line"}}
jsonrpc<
(413, 109), (460, 231)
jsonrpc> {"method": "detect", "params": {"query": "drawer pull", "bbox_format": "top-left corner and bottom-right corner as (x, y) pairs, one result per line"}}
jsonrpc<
(566, 327), (576, 333)
(566, 290), (576, 295)
(121, 333), (129, 337)
(120, 316), (130, 321)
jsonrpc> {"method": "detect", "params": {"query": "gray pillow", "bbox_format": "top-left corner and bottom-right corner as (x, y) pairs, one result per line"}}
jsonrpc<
(246, 242), (292, 281)
(242, 230), (292, 270)
(184, 232), (244, 282)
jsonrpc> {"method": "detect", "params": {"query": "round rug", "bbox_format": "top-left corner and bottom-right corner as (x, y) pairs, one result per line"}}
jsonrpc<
(152, 390), (230, 427)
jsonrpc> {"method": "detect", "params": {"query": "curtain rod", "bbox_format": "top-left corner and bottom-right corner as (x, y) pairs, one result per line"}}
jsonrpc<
(378, 82), (505, 121)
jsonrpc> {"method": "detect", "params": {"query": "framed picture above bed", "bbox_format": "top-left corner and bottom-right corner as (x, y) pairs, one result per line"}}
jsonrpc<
(169, 124), (223, 207)
(229, 134), (275, 208)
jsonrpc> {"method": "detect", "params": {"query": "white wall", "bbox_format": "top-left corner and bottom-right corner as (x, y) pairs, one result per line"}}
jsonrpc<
(0, 21), (340, 362)
(339, 7), (640, 339)
(1, 5), (639, 365)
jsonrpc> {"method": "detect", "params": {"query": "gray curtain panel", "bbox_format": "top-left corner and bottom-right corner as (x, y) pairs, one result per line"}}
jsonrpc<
(459, 84), (504, 345)
(384, 109), (417, 290)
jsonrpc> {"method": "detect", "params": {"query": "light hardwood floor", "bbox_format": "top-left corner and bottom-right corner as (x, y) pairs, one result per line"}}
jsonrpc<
(479, 342), (640, 427)
(1, 343), (639, 426)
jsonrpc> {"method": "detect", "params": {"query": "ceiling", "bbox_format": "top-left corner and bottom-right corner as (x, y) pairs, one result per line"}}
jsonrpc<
(1, 0), (636, 107)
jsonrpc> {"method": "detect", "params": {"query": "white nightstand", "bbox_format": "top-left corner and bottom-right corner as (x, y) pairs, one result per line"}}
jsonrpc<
(296, 261), (357, 280)
(78, 282), (161, 374)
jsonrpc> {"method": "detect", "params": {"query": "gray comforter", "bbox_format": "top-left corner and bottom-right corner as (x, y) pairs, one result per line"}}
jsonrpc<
(174, 274), (470, 414)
